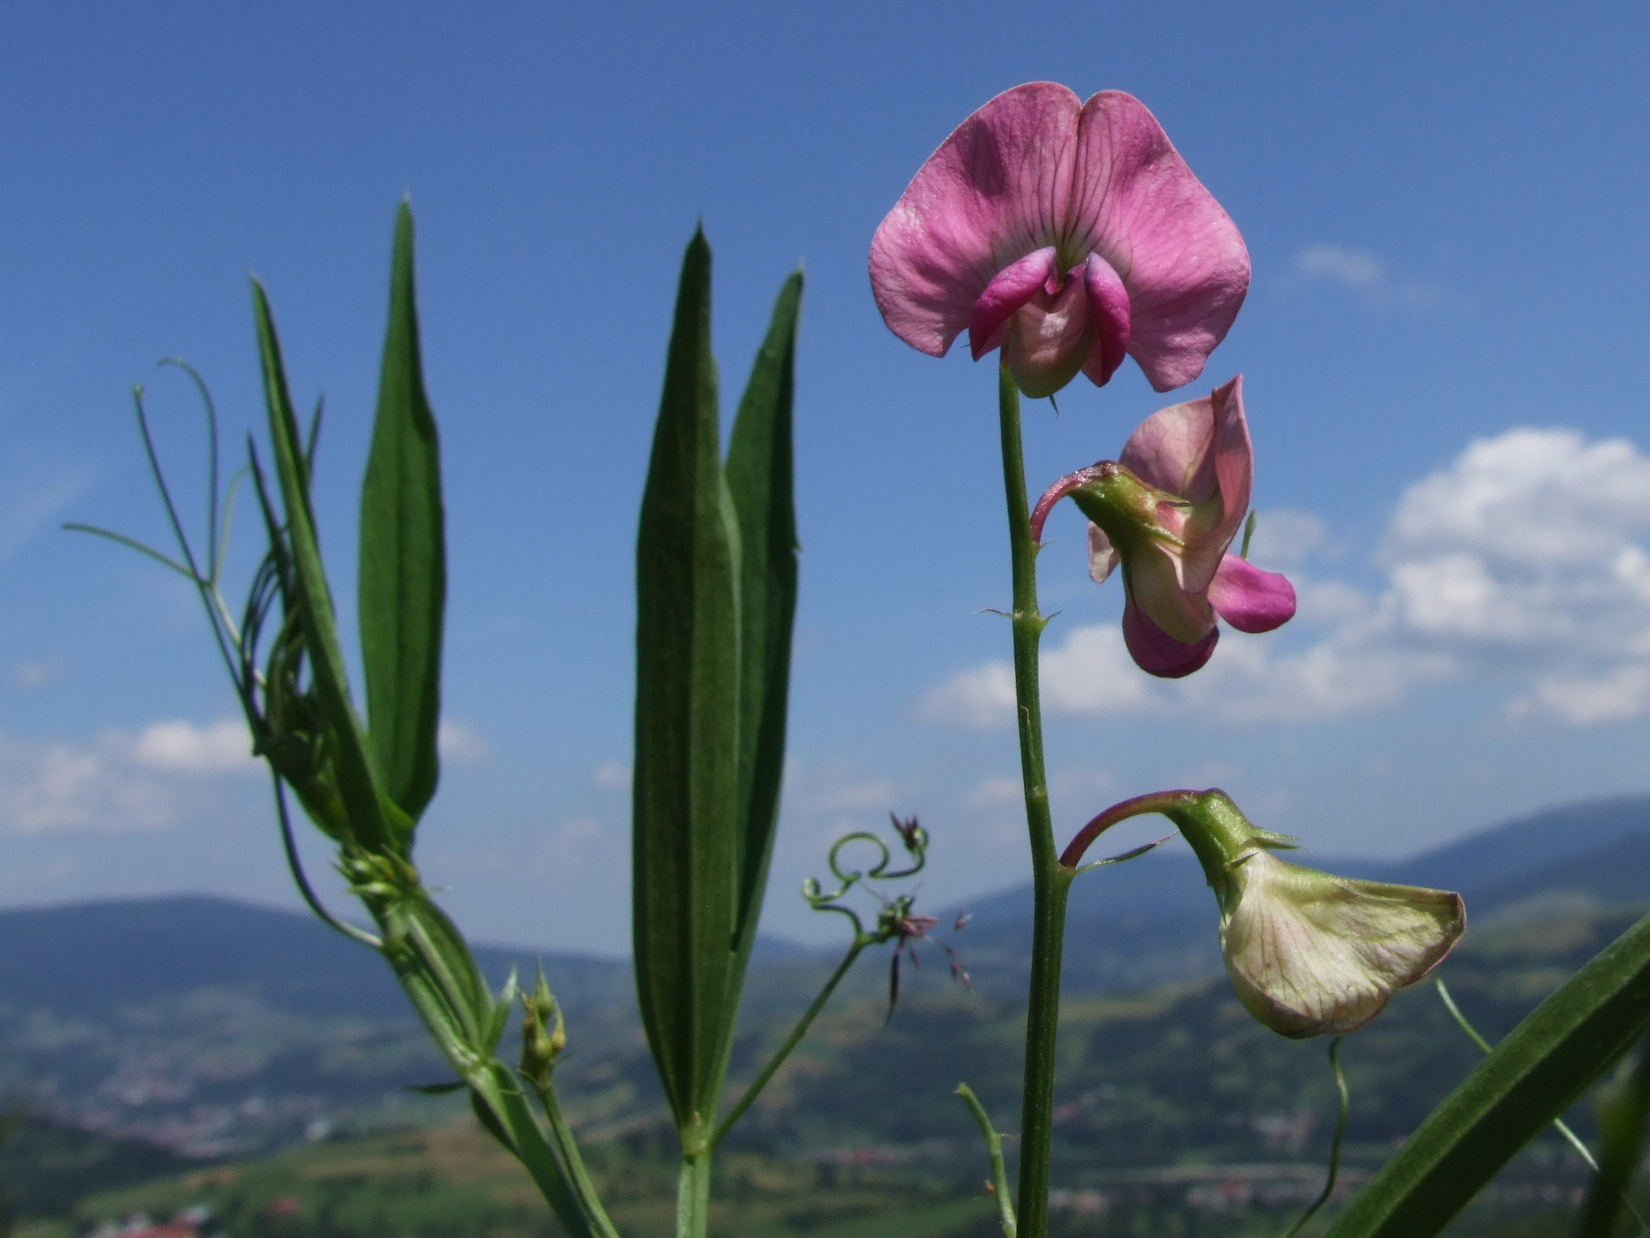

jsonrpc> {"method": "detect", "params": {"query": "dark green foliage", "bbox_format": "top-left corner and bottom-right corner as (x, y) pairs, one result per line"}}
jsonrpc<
(253, 281), (402, 854)
(358, 201), (446, 826)
(633, 229), (744, 1133)
(632, 231), (802, 1138)
(0, 1118), (191, 1218)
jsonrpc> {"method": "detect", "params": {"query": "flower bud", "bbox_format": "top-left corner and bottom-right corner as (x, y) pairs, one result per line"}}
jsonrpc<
(520, 967), (567, 1088)
(1171, 791), (1464, 1038)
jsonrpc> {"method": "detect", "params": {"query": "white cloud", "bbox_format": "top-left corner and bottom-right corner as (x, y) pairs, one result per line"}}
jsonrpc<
(592, 761), (630, 789)
(130, 719), (256, 775)
(14, 661), (62, 689)
(0, 719), (256, 833)
(437, 719), (492, 766)
(1294, 244), (1384, 290)
(965, 775), (1022, 808)
(921, 426), (1650, 729)
(1288, 243), (1456, 309)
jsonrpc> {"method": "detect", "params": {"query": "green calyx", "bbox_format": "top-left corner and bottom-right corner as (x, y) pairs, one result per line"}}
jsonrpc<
(1155, 789), (1299, 914)
(1064, 463), (1178, 555)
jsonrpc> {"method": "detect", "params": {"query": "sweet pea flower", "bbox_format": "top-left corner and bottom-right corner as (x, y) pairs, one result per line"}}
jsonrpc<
(1030, 377), (1295, 678)
(1061, 790), (1466, 1039)
(870, 83), (1250, 399)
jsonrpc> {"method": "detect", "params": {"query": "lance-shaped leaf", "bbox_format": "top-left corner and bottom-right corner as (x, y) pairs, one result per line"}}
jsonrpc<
(725, 271), (802, 953)
(359, 202), (446, 824)
(1325, 907), (1650, 1238)
(252, 284), (401, 854)
(632, 228), (743, 1134)
(701, 271), (803, 1120)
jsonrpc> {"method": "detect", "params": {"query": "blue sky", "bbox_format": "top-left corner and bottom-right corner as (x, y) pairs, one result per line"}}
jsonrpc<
(1, 3), (1648, 954)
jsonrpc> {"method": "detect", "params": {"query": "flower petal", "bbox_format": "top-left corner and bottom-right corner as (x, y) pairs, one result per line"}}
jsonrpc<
(1122, 595), (1218, 678)
(1003, 275), (1092, 398)
(1120, 378), (1249, 593)
(1222, 851), (1465, 1038)
(1208, 554), (1296, 633)
(1088, 523), (1119, 584)
(1118, 390), (1218, 499)
(870, 83), (1081, 358)
(1207, 377), (1253, 541)
(1068, 92), (1250, 392)
(1125, 545), (1216, 645)
(969, 246), (1059, 358)
(1079, 253), (1131, 387)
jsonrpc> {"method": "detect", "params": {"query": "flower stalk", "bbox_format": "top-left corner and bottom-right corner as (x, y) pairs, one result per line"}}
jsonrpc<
(996, 363), (1073, 1238)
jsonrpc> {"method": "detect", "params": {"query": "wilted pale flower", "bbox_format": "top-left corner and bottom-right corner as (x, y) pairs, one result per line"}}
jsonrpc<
(1217, 845), (1465, 1037)
(1031, 377), (1295, 677)
(870, 83), (1250, 398)
(1157, 790), (1464, 1037)
(1060, 790), (1464, 1037)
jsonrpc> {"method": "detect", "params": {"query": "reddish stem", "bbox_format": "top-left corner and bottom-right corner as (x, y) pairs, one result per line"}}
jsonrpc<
(1059, 789), (1198, 869)
(1029, 462), (1111, 544)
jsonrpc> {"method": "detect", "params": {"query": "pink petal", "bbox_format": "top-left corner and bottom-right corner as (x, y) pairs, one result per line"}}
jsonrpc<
(1068, 92), (1249, 392)
(1123, 597), (1219, 678)
(1208, 554), (1296, 633)
(1003, 275), (1092, 398)
(1118, 390), (1219, 500)
(1088, 523), (1119, 584)
(1119, 378), (1250, 594)
(1079, 254), (1132, 387)
(1208, 378), (1253, 537)
(1125, 544), (1216, 645)
(870, 84), (1081, 358)
(969, 247), (1058, 358)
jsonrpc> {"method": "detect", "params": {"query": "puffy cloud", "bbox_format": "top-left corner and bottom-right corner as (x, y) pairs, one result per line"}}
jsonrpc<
(1288, 243), (1455, 310)
(0, 719), (256, 833)
(1293, 244), (1384, 290)
(437, 719), (493, 766)
(923, 426), (1650, 729)
(131, 719), (256, 774)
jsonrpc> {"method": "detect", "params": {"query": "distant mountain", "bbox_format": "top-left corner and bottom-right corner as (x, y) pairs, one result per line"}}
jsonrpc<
(1, 795), (1648, 1161)
(0, 896), (631, 1024)
(947, 795), (1650, 995)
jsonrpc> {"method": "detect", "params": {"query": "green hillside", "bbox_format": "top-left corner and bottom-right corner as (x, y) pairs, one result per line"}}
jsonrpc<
(13, 891), (1648, 1238)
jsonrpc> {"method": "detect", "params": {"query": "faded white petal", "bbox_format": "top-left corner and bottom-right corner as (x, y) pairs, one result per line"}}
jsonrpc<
(1220, 850), (1465, 1038)
(1088, 523), (1120, 584)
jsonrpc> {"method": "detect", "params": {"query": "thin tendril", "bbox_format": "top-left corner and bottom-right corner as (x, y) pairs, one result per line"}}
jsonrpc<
(1278, 1036), (1348, 1238)
(271, 774), (380, 949)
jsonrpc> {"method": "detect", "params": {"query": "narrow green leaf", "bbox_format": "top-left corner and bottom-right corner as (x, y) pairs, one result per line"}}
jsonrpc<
(1576, 1038), (1650, 1238)
(1326, 911), (1650, 1238)
(724, 270), (802, 950)
(251, 281), (399, 853)
(632, 228), (743, 1132)
(359, 202), (446, 824)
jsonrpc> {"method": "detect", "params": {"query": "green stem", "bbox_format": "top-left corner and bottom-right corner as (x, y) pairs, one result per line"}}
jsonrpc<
(677, 1141), (713, 1238)
(534, 1077), (623, 1238)
(714, 938), (867, 1145)
(958, 1083), (1017, 1237)
(1279, 1037), (1349, 1238)
(1434, 978), (1602, 1173)
(996, 365), (1067, 1238)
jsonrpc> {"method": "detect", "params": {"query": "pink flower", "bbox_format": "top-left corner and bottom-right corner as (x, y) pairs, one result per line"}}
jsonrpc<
(1031, 377), (1295, 677)
(870, 83), (1250, 399)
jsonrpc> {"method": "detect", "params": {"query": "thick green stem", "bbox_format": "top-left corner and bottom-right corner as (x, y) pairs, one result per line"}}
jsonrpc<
(996, 366), (1067, 1238)
(677, 1141), (713, 1238)
(714, 939), (867, 1144)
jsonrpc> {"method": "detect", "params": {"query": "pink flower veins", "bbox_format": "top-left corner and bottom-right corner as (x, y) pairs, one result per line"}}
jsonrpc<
(1031, 378), (1296, 677)
(870, 83), (1250, 399)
